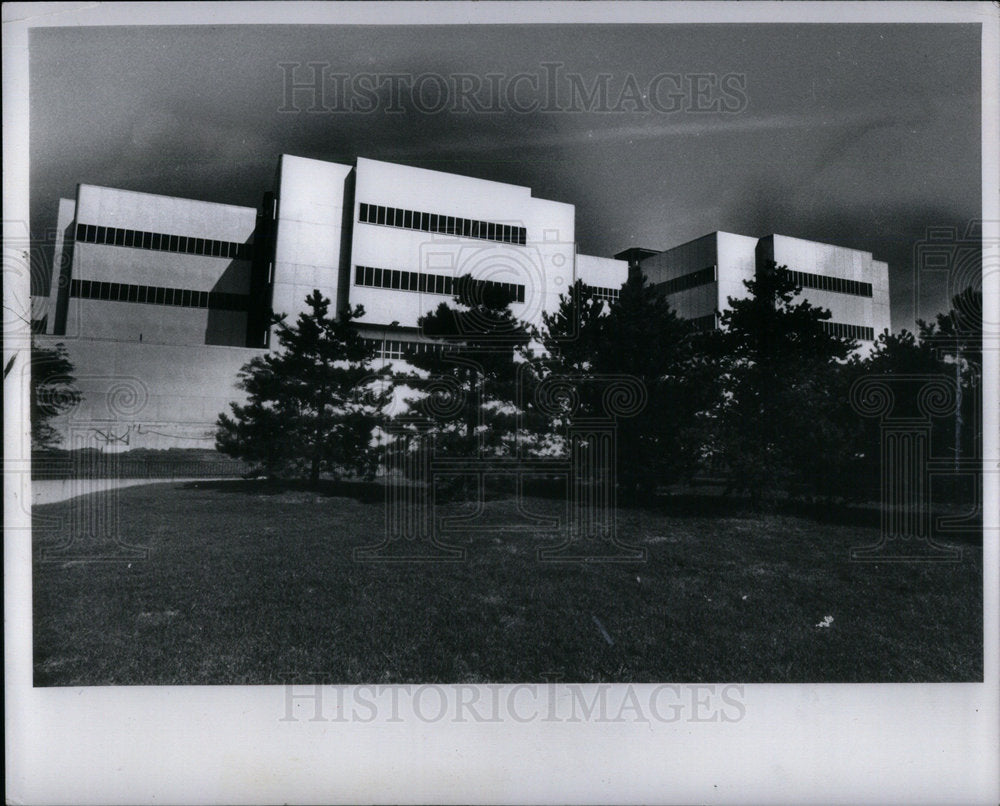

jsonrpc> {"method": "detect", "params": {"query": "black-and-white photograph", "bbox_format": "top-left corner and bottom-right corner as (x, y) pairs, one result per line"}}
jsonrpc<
(4, 2), (997, 804)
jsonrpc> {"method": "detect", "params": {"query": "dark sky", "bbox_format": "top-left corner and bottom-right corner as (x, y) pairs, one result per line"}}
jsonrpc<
(30, 23), (982, 331)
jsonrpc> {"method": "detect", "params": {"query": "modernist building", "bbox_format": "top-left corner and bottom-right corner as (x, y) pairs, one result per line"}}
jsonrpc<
(36, 154), (891, 451)
(37, 155), (628, 449)
(619, 231), (891, 341)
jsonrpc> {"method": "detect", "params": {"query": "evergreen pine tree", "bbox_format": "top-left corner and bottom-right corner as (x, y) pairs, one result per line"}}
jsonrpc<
(216, 290), (389, 486)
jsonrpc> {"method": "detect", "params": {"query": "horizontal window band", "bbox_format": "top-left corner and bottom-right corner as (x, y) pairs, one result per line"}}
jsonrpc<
(581, 283), (621, 302)
(678, 314), (871, 340)
(783, 268), (873, 298)
(69, 278), (251, 311)
(363, 337), (450, 360)
(358, 201), (527, 246)
(658, 265), (716, 296)
(354, 264), (526, 304)
(821, 320), (875, 341)
(75, 222), (252, 261)
(658, 265), (873, 299)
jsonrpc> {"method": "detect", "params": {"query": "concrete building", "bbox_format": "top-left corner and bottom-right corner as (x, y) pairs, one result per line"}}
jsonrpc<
(622, 231), (891, 342)
(36, 156), (891, 453)
(37, 154), (627, 449)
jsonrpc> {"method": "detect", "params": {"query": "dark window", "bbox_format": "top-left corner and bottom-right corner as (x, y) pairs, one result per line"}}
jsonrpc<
(359, 202), (369, 222)
(392, 208), (402, 227)
(390, 270), (401, 289)
(126, 285), (138, 302)
(403, 210), (413, 228)
(373, 267), (383, 286)
(355, 266), (364, 285)
(376, 206), (386, 225)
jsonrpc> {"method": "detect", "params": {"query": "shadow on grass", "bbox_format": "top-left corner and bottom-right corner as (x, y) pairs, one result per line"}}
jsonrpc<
(647, 492), (982, 544)
(178, 477), (388, 503)
(179, 477), (982, 544)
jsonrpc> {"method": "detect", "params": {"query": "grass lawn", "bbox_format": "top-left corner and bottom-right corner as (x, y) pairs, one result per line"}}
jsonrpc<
(32, 481), (982, 685)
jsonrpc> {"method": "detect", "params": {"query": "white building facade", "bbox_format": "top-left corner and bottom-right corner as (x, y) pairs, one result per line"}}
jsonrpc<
(630, 230), (892, 343)
(38, 154), (627, 449)
(37, 157), (891, 452)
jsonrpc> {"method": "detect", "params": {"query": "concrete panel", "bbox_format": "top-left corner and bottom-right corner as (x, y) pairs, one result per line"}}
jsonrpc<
(355, 157), (532, 220)
(76, 185), (257, 243)
(271, 154), (353, 329)
(62, 299), (245, 347)
(46, 198), (77, 334)
(71, 243), (251, 292)
(349, 159), (577, 330)
(715, 232), (758, 312)
(576, 253), (628, 289)
(639, 233), (717, 286)
(34, 336), (265, 450)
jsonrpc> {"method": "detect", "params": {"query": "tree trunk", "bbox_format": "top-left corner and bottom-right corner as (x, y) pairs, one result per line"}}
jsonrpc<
(309, 454), (321, 489)
(465, 372), (478, 453)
